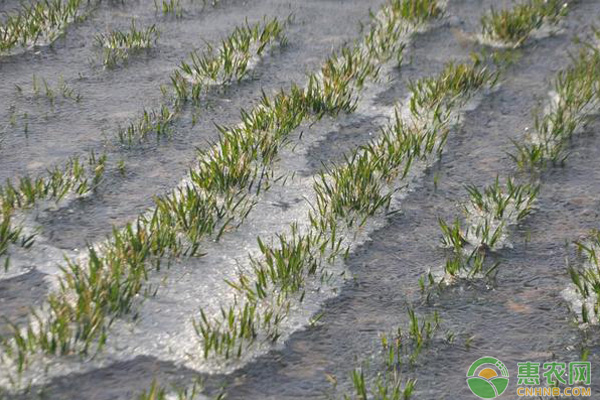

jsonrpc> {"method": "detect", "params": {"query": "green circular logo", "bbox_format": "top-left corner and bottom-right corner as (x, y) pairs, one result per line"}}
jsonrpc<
(466, 357), (510, 399)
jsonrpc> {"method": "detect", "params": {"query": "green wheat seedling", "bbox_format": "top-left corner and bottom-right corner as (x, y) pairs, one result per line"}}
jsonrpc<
(344, 309), (442, 399)
(304, 55), (361, 116)
(567, 231), (600, 325)
(117, 105), (176, 145)
(232, 227), (328, 301)
(381, 309), (442, 367)
(512, 45), (600, 170)
(196, 224), (344, 359)
(188, 0), (451, 359)
(0, 153), (107, 272)
(0, 153), (107, 210)
(171, 18), (287, 101)
(28, 75), (82, 104)
(137, 380), (167, 400)
(313, 111), (448, 228)
(363, 0), (443, 64)
(480, 0), (569, 47)
(463, 177), (539, 226)
(0, 0), (87, 55)
(440, 178), (538, 251)
(154, 0), (182, 17)
(193, 298), (290, 360)
(95, 21), (160, 68)
(347, 367), (416, 400)
(0, 157), (102, 209)
(408, 57), (499, 115)
(389, 0), (444, 24)
(443, 246), (499, 280)
(435, 178), (537, 281)
(437, 216), (499, 280)
(0, 211), (29, 268)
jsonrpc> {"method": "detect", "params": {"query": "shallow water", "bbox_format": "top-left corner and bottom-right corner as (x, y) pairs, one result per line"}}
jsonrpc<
(2, 0), (600, 399)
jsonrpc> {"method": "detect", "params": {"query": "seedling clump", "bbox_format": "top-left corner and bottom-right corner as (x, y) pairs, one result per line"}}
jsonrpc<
(154, 0), (182, 18)
(568, 231), (600, 326)
(481, 0), (569, 47)
(436, 178), (537, 281)
(0, 153), (107, 273)
(389, 0), (444, 24)
(171, 18), (287, 101)
(95, 21), (160, 68)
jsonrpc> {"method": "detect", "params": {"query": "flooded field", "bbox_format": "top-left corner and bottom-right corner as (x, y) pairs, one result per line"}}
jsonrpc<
(1, 0), (600, 399)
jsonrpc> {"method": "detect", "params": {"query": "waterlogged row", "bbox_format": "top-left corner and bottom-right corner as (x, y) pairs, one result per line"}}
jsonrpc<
(0, 0), (88, 55)
(119, 0), (448, 146)
(0, 0), (227, 56)
(0, 7), (278, 259)
(0, 0), (443, 378)
(340, 5), (591, 399)
(567, 231), (600, 326)
(194, 58), (497, 362)
(128, 55), (493, 400)
(430, 28), (600, 285)
(0, 16), (290, 270)
(513, 29), (600, 169)
(113, 0), (572, 144)
(117, 16), (288, 145)
(138, 309), (445, 400)
(327, 3), (586, 399)
(0, 0), (440, 249)
(0, 153), (107, 267)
